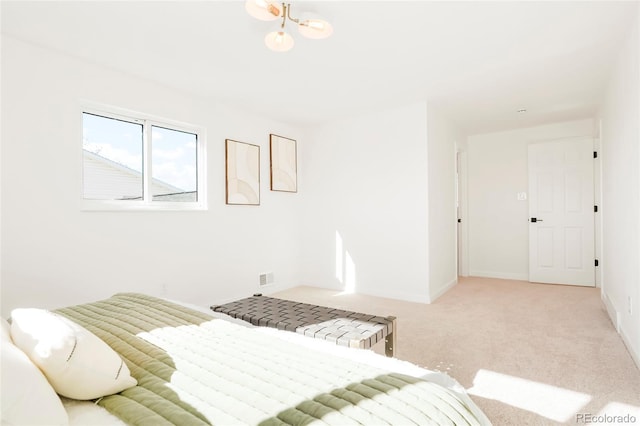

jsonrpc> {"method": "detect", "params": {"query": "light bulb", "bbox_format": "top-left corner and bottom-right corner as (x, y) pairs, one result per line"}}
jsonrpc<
(245, 0), (281, 21)
(265, 31), (294, 52)
(298, 19), (333, 39)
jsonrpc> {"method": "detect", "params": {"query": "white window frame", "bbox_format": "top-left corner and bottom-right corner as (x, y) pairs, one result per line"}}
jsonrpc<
(81, 102), (207, 211)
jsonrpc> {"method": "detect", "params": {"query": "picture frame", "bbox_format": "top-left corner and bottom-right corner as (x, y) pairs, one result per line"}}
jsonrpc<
(225, 139), (260, 205)
(270, 134), (297, 193)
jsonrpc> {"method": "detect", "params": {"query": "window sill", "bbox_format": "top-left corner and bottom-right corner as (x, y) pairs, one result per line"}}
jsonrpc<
(81, 200), (207, 212)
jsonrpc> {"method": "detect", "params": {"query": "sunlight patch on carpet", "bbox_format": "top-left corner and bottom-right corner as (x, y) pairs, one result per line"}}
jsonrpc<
(468, 369), (591, 423)
(595, 401), (640, 422)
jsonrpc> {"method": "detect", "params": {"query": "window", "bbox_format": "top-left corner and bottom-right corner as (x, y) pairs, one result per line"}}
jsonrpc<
(82, 106), (205, 210)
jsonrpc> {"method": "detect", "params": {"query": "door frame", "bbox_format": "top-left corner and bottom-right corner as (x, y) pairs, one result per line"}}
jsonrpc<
(456, 149), (469, 277)
(594, 133), (602, 289)
(456, 135), (600, 285)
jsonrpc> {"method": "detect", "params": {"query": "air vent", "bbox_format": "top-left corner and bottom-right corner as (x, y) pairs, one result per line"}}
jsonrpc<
(259, 272), (274, 286)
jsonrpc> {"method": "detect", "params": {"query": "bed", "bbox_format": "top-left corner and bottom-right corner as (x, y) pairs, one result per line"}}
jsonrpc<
(2, 292), (491, 425)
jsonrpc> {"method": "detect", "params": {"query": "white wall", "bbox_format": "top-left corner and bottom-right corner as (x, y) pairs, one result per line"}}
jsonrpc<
(599, 4), (640, 367)
(299, 102), (431, 303)
(0, 37), (304, 314)
(466, 119), (595, 280)
(427, 106), (460, 300)
(0, 37), (479, 313)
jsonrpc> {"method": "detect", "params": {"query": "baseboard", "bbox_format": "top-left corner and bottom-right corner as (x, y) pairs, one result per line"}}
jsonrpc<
(259, 283), (296, 297)
(291, 283), (431, 304)
(209, 283), (291, 306)
(601, 290), (640, 370)
(619, 325), (640, 371)
(356, 287), (431, 304)
(601, 291), (620, 332)
(469, 270), (529, 281)
(430, 277), (458, 302)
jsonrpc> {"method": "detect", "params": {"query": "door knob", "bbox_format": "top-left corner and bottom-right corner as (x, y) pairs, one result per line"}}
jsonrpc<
(530, 217), (543, 222)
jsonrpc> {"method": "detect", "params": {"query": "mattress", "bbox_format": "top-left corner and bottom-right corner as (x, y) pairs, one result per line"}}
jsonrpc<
(55, 293), (491, 425)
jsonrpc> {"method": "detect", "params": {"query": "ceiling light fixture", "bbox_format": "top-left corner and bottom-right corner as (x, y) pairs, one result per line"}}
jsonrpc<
(245, 0), (333, 52)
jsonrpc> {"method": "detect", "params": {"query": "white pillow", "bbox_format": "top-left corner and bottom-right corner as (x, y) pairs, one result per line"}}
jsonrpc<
(1, 328), (69, 425)
(10, 308), (137, 400)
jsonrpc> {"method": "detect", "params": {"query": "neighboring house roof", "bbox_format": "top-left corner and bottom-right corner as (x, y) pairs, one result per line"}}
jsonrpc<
(83, 150), (195, 201)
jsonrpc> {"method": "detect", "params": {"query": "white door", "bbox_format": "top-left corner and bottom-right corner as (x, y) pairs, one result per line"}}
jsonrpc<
(528, 138), (595, 286)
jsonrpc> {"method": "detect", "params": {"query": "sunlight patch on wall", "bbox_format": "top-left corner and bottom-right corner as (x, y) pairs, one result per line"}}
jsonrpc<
(345, 251), (356, 293)
(336, 231), (343, 284)
(335, 231), (356, 293)
(468, 369), (591, 423)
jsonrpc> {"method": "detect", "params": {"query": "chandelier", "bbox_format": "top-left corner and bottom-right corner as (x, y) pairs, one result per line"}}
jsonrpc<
(245, 1), (333, 52)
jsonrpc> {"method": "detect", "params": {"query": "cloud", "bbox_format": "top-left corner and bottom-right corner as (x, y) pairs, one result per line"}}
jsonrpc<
(153, 147), (185, 160)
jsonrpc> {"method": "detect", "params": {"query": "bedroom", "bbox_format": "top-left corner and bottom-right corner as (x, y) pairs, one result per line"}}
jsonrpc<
(1, 0), (639, 425)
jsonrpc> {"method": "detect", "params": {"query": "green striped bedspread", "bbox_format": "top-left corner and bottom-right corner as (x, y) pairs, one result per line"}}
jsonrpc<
(56, 293), (491, 425)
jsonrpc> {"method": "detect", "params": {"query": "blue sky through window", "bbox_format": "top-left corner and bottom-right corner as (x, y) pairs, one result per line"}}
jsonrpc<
(152, 126), (197, 192)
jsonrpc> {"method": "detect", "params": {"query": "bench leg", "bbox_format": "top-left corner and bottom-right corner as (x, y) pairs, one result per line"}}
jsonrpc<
(385, 316), (397, 357)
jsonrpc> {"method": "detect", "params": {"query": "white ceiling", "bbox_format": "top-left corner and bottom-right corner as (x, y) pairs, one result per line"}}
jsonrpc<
(2, 1), (638, 134)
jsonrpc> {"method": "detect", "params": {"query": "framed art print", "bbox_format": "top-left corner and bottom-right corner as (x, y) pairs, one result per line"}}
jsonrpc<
(225, 139), (260, 205)
(270, 134), (297, 192)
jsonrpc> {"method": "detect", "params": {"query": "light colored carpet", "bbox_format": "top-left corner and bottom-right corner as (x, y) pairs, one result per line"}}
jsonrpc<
(272, 277), (640, 425)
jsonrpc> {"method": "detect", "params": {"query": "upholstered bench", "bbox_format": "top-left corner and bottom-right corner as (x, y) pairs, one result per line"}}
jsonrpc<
(211, 294), (397, 357)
